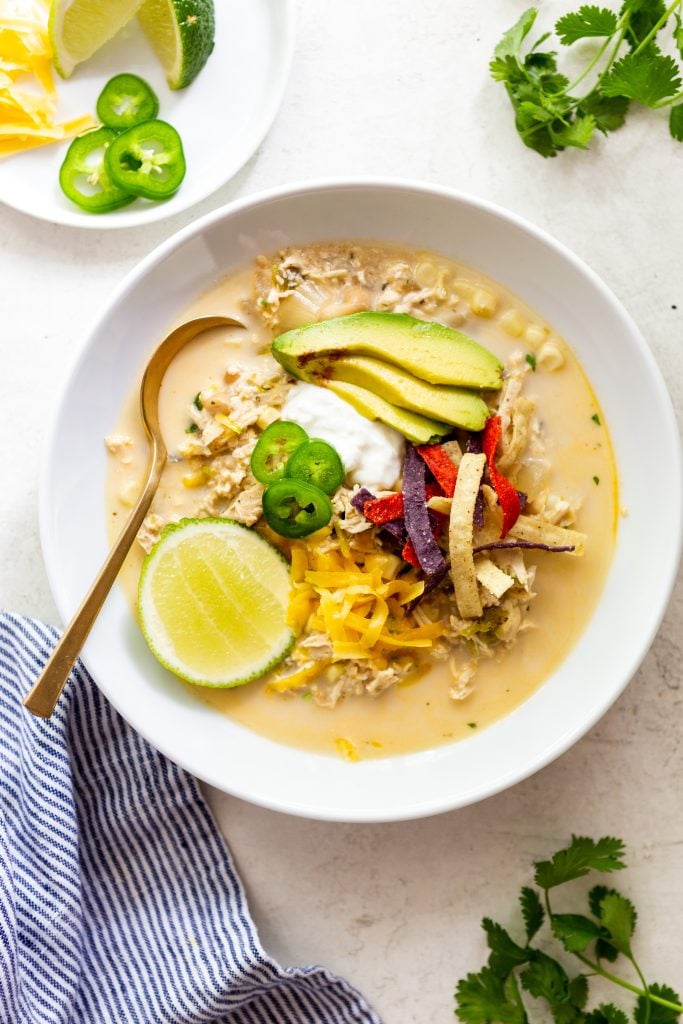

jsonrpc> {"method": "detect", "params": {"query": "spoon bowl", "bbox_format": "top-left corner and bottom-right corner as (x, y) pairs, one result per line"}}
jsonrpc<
(23, 314), (242, 718)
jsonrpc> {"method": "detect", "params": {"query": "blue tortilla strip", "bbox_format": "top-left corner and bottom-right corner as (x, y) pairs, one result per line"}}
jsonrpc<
(350, 487), (376, 513)
(473, 540), (575, 553)
(402, 445), (446, 576)
(464, 431), (483, 455)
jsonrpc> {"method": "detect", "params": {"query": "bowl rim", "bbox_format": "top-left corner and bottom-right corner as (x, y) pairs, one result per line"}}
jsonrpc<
(39, 177), (683, 820)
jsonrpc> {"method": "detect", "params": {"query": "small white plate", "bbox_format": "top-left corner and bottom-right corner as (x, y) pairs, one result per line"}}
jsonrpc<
(0, 0), (294, 228)
(40, 181), (682, 821)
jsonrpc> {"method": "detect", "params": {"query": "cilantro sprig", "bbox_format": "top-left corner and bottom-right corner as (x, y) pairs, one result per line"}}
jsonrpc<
(455, 836), (683, 1023)
(491, 1), (683, 156)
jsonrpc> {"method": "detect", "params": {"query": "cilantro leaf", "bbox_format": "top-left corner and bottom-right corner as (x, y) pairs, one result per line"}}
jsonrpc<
(600, 892), (637, 956)
(552, 1005), (585, 1024)
(483, 918), (532, 976)
(553, 114), (597, 149)
(585, 1004), (629, 1024)
(551, 913), (604, 952)
(568, 975), (589, 1010)
(602, 53), (682, 106)
(494, 8), (539, 60)
(670, 104), (683, 140)
(596, 937), (620, 962)
(577, 92), (630, 133)
(588, 884), (620, 918)
(520, 951), (570, 1005)
(520, 887), (544, 942)
(556, 5), (618, 45)
(675, 13), (683, 60)
(455, 967), (528, 1024)
(534, 836), (627, 889)
(623, 0), (667, 56)
(635, 983), (683, 1024)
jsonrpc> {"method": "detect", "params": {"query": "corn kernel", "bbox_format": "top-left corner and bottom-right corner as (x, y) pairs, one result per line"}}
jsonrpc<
(470, 289), (498, 318)
(499, 308), (525, 338)
(182, 470), (205, 489)
(524, 323), (548, 349)
(414, 261), (439, 287)
(537, 340), (565, 371)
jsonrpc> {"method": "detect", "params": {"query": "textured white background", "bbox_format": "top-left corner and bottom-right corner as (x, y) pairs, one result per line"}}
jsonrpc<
(2, 1), (683, 1020)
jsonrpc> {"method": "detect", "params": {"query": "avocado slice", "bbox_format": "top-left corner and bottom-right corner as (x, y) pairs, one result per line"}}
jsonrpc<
(324, 379), (450, 444)
(318, 355), (489, 430)
(272, 311), (503, 390)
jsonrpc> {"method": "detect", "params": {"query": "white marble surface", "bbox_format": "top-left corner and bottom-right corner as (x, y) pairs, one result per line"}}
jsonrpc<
(2, 1), (683, 1020)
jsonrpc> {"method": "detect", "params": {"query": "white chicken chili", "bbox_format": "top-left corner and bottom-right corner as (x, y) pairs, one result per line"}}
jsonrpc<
(105, 242), (617, 761)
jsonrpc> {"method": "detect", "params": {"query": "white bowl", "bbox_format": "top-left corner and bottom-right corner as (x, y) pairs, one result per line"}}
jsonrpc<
(41, 180), (682, 821)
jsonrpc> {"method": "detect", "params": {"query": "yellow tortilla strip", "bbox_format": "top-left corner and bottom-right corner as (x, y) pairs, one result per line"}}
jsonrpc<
(474, 556), (515, 600)
(449, 452), (487, 619)
(509, 515), (586, 556)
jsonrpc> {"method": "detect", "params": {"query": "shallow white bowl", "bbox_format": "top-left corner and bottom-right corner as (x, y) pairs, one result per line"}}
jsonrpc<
(41, 180), (682, 821)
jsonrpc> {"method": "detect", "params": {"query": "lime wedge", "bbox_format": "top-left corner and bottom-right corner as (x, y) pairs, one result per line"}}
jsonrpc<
(137, 0), (215, 90)
(49, 0), (146, 78)
(138, 518), (294, 688)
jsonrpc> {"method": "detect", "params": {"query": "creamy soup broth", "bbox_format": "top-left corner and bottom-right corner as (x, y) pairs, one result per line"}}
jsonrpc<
(105, 243), (617, 760)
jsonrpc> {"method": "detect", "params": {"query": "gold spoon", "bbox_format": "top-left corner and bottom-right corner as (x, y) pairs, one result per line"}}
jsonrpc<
(24, 314), (243, 718)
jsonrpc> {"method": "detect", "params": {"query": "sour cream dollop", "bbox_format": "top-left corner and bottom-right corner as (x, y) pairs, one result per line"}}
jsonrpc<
(280, 382), (405, 492)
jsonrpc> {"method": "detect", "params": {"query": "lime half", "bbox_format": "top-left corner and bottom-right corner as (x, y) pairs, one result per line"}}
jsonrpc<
(138, 518), (293, 688)
(138, 0), (215, 90)
(49, 0), (146, 78)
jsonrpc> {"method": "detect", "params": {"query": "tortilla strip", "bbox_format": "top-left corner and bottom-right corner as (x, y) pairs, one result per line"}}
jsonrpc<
(509, 515), (586, 556)
(474, 556), (515, 600)
(448, 452), (487, 619)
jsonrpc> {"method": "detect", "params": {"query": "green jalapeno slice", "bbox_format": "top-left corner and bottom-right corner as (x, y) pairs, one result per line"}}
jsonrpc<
(59, 127), (135, 213)
(250, 421), (309, 484)
(96, 74), (160, 131)
(262, 480), (333, 539)
(105, 120), (186, 200)
(285, 438), (344, 495)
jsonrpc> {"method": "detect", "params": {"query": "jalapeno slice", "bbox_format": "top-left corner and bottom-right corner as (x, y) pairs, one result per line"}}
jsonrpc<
(105, 120), (186, 200)
(285, 438), (345, 495)
(96, 73), (160, 131)
(250, 421), (309, 484)
(262, 480), (333, 539)
(59, 127), (135, 213)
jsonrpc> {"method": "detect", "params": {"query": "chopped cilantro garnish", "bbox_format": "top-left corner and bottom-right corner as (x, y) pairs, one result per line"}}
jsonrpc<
(525, 353), (537, 371)
(185, 423), (199, 434)
(593, 475), (600, 484)
(592, 413), (602, 425)
(193, 392), (203, 411)
(467, 722), (478, 729)
(491, 2), (683, 158)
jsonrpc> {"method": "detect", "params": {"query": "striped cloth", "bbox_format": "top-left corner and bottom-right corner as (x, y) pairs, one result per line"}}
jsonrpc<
(0, 613), (381, 1024)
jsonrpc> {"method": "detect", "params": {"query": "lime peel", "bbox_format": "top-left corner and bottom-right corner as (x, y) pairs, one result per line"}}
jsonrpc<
(138, 518), (294, 688)
(137, 0), (215, 90)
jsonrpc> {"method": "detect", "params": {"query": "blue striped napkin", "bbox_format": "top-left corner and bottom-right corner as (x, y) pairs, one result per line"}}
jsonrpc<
(0, 613), (381, 1024)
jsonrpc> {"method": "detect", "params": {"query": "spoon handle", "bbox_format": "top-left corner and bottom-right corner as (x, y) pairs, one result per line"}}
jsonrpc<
(23, 452), (164, 718)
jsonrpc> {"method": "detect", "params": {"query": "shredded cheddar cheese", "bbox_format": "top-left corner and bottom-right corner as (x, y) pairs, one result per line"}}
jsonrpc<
(0, 2), (95, 159)
(272, 531), (449, 692)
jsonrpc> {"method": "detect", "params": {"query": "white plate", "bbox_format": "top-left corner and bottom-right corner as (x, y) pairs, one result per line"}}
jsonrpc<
(0, 0), (294, 228)
(40, 180), (682, 821)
